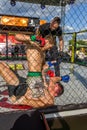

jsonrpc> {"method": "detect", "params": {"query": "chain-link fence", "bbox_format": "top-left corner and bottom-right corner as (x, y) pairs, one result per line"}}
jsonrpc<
(0, 0), (87, 113)
(63, 31), (87, 65)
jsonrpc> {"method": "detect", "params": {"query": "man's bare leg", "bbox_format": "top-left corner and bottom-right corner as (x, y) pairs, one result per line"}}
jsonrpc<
(0, 62), (19, 86)
(13, 87), (54, 108)
(0, 62), (20, 102)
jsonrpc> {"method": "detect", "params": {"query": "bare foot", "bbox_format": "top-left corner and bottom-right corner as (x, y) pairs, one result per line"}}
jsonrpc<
(14, 96), (26, 105)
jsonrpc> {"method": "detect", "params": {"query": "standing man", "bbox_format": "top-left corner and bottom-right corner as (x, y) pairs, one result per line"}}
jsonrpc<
(14, 45), (19, 58)
(36, 17), (64, 76)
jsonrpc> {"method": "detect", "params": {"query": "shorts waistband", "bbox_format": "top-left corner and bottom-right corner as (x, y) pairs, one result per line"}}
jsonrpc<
(27, 72), (42, 77)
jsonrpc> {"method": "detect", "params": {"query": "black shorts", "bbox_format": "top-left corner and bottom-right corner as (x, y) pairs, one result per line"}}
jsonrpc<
(8, 83), (28, 99)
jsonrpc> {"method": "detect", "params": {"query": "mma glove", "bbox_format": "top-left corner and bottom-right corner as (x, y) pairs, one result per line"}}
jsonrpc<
(30, 35), (45, 47)
(47, 61), (58, 67)
(61, 75), (70, 83)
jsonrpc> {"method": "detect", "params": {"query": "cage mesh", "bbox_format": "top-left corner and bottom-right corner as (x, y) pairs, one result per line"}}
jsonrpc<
(0, 0), (87, 112)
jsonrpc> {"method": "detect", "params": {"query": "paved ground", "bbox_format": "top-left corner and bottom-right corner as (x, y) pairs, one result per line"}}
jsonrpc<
(0, 60), (87, 113)
(55, 62), (87, 105)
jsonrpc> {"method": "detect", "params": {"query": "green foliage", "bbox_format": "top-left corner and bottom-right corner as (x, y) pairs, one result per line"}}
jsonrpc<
(69, 37), (87, 48)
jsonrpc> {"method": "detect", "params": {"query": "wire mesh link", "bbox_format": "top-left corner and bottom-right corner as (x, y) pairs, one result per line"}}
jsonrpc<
(0, 0), (87, 112)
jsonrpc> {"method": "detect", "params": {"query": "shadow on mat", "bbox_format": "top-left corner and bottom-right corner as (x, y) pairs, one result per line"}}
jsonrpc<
(10, 110), (46, 130)
(48, 117), (70, 130)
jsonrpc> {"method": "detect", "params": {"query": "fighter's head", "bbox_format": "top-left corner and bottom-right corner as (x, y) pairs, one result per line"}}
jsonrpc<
(50, 17), (61, 31)
(54, 82), (64, 97)
(48, 82), (64, 97)
(44, 34), (55, 45)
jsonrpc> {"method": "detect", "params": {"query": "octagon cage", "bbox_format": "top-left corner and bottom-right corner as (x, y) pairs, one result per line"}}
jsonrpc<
(0, 0), (87, 115)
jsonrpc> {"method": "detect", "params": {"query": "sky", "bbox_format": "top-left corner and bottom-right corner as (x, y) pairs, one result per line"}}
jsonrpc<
(64, 1), (87, 32)
(0, 0), (87, 40)
(64, 0), (87, 41)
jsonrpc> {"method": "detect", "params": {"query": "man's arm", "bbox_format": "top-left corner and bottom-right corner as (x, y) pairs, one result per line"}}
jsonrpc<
(42, 64), (49, 88)
(15, 34), (31, 42)
(58, 35), (64, 52)
(41, 43), (53, 51)
(15, 34), (42, 49)
(14, 87), (54, 108)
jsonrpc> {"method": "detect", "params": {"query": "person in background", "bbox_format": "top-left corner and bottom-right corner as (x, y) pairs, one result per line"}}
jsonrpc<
(36, 16), (64, 76)
(14, 45), (19, 58)
(11, 45), (15, 59)
(20, 44), (26, 57)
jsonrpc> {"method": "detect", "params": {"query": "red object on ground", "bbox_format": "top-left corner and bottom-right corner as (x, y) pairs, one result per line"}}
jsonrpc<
(0, 88), (32, 110)
(0, 90), (8, 95)
(0, 97), (32, 110)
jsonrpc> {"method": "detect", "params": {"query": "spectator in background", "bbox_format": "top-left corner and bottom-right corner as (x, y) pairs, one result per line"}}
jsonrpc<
(14, 45), (19, 58)
(11, 45), (15, 59)
(20, 44), (26, 57)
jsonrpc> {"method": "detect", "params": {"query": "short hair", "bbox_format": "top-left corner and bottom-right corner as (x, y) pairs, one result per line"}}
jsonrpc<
(52, 17), (61, 24)
(45, 34), (55, 45)
(56, 82), (64, 97)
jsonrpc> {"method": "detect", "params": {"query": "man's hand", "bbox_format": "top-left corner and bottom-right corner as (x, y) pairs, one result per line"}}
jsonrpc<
(36, 36), (45, 47)
(59, 51), (64, 57)
(30, 35), (46, 47)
